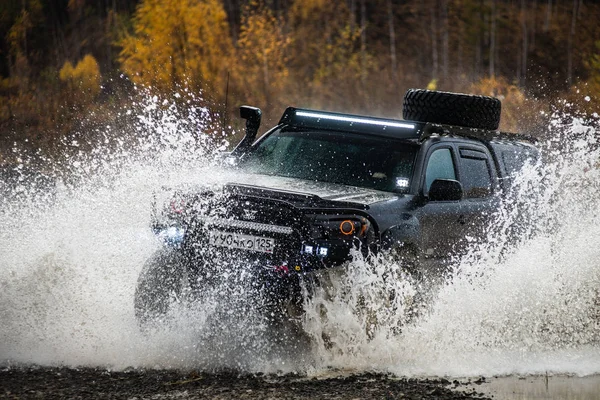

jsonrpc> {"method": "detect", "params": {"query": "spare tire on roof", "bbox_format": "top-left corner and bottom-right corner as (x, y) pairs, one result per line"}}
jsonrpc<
(402, 89), (501, 130)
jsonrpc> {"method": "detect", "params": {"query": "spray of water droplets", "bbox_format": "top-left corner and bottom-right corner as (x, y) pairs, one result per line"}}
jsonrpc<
(1, 93), (599, 377)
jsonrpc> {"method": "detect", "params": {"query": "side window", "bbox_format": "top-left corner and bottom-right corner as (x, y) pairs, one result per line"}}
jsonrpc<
(425, 148), (456, 192)
(459, 148), (492, 198)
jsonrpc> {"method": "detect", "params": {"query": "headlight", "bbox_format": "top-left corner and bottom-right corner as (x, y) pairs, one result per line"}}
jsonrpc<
(157, 226), (186, 246)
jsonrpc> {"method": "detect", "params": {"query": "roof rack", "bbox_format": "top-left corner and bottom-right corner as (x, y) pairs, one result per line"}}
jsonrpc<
(419, 123), (537, 144)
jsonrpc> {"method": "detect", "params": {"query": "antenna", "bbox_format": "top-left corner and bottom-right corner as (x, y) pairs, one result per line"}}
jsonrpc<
(222, 71), (230, 135)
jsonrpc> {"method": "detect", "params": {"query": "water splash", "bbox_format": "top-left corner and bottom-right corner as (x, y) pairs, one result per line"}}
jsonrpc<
(301, 112), (600, 377)
(0, 90), (312, 373)
(1, 95), (599, 377)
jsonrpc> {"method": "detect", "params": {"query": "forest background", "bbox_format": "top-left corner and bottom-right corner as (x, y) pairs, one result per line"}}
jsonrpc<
(1, 0), (600, 167)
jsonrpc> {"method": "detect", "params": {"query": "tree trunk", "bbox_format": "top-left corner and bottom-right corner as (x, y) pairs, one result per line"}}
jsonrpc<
(225, 0), (237, 45)
(387, 0), (397, 84)
(520, 0), (528, 85)
(489, 0), (496, 78)
(21, 0), (28, 57)
(263, 49), (270, 106)
(474, 0), (485, 80)
(442, 0), (449, 80)
(349, 0), (356, 33)
(360, 0), (367, 88)
(458, 16), (464, 78)
(531, 0), (537, 50)
(543, 0), (552, 32)
(567, 0), (578, 86)
(431, 2), (438, 79)
(417, 0), (426, 72)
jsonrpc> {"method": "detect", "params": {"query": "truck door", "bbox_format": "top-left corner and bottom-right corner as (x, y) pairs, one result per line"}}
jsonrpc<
(454, 145), (499, 254)
(416, 145), (467, 268)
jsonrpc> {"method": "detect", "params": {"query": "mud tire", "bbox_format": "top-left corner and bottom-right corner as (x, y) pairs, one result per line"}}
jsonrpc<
(402, 89), (501, 130)
(134, 249), (186, 329)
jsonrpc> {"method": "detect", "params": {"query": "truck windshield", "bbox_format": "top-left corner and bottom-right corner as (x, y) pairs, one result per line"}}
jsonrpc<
(238, 129), (417, 193)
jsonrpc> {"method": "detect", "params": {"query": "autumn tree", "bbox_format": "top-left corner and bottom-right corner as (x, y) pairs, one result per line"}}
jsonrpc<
(287, 0), (374, 111)
(5, 0), (43, 90)
(470, 76), (525, 132)
(3, 0), (600, 159)
(118, 0), (233, 102)
(587, 42), (600, 93)
(59, 54), (102, 104)
(233, 0), (290, 109)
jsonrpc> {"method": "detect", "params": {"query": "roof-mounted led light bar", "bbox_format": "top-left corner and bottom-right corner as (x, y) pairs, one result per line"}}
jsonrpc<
(279, 107), (419, 139)
(295, 111), (415, 130)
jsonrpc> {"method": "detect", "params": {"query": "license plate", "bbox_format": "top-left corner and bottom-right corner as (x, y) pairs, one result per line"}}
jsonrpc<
(208, 230), (276, 254)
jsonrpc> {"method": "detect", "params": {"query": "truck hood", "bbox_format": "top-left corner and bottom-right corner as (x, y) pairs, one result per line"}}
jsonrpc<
(225, 173), (399, 206)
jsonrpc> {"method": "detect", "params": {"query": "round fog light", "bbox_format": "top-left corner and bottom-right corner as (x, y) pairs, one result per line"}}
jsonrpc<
(340, 220), (356, 235)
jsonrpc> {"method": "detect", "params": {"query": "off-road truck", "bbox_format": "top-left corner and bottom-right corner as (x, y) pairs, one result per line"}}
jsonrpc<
(134, 89), (539, 326)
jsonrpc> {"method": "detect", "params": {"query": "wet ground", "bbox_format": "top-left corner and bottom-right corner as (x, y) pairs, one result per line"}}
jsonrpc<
(0, 367), (490, 399)
(3, 367), (600, 399)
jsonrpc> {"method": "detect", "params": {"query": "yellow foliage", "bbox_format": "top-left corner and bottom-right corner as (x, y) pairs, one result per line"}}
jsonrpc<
(289, 0), (348, 29)
(289, 0), (354, 76)
(313, 24), (363, 83)
(287, 0), (372, 109)
(0, 77), (10, 122)
(471, 76), (525, 102)
(118, 0), (233, 99)
(59, 61), (75, 82)
(7, 0), (43, 54)
(234, 0), (291, 106)
(471, 76), (527, 132)
(59, 54), (102, 98)
(575, 41), (600, 110)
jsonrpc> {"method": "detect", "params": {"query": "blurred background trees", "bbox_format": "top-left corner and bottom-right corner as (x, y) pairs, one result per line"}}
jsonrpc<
(119, 0), (232, 98)
(1, 0), (599, 162)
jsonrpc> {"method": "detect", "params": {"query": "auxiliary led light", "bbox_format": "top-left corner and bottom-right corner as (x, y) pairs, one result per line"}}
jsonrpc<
(396, 177), (410, 188)
(318, 247), (329, 257)
(303, 245), (314, 254)
(296, 111), (415, 130)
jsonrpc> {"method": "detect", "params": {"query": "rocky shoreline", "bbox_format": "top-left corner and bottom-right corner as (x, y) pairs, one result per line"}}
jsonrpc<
(0, 366), (490, 399)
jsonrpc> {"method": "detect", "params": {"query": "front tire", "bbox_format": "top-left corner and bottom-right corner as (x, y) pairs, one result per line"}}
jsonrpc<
(134, 249), (186, 328)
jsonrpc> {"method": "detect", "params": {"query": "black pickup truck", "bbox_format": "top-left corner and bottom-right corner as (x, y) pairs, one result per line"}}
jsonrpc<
(135, 89), (539, 326)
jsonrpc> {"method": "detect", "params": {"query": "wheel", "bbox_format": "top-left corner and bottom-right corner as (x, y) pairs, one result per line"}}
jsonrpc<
(402, 89), (501, 130)
(387, 243), (421, 278)
(134, 249), (186, 328)
(384, 243), (433, 327)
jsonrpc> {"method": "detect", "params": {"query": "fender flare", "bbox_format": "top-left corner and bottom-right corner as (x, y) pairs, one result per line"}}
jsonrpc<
(380, 215), (420, 251)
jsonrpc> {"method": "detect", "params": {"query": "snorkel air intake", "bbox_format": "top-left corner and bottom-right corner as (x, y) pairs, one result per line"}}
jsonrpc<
(233, 105), (262, 154)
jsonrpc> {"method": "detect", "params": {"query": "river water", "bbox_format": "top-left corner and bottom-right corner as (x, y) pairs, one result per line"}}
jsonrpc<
(0, 96), (599, 398)
(477, 374), (600, 399)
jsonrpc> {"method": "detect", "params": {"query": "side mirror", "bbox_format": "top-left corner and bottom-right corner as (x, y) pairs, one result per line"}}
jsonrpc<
(428, 179), (463, 201)
(233, 105), (262, 155)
